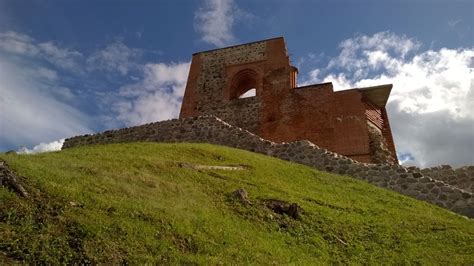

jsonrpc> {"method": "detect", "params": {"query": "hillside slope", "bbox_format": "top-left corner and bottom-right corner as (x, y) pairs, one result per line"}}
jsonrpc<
(1, 143), (473, 264)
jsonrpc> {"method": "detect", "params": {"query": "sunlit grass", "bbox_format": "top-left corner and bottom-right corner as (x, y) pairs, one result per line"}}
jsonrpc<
(1, 142), (473, 264)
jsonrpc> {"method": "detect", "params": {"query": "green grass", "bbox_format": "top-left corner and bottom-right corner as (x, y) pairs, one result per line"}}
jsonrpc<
(0, 142), (473, 264)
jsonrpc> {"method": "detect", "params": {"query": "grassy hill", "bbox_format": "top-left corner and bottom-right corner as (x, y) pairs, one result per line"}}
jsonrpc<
(1, 142), (473, 264)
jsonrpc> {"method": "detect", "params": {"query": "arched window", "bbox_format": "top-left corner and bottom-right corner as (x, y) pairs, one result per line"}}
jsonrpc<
(229, 69), (258, 100)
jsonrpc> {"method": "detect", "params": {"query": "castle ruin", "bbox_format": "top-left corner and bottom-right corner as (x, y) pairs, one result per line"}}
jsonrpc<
(180, 37), (397, 164)
(62, 38), (473, 217)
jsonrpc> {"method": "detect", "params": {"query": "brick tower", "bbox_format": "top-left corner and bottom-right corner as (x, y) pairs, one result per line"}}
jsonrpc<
(179, 37), (397, 164)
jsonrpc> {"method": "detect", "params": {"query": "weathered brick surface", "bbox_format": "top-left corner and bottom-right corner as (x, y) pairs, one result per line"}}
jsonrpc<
(179, 37), (397, 164)
(63, 116), (474, 218)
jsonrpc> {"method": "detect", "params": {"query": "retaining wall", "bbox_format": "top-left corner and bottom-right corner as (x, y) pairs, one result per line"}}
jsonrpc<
(419, 166), (474, 193)
(63, 116), (473, 218)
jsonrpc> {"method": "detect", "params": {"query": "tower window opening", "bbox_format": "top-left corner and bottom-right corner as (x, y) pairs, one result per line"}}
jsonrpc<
(229, 69), (259, 100)
(239, 88), (256, 98)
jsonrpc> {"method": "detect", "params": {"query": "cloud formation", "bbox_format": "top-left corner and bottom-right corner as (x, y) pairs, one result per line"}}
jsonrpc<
(0, 31), (83, 72)
(195, 0), (251, 47)
(0, 31), (98, 152)
(17, 139), (65, 154)
(0, 30), (193, 152)
(304, 31), (474, 167)
(113, 62), (190, 126)
(0, 58), (92, 151)
(87, 40), (142, 75)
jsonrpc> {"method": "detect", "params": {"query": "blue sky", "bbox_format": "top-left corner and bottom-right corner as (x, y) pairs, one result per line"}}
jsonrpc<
(0, 0), (473, 167)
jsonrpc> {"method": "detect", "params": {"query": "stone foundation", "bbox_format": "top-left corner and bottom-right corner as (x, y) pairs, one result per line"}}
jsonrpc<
(63, 116), (473, 218)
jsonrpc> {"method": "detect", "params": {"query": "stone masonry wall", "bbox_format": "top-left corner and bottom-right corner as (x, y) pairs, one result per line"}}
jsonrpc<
(197, 41), (265, 100)
(209, 97), (262, 133)
(418, 166), (474, 193)
(193, 41), (266, 133)
(367, 122), (397, 165)
(63, 116), (473, 218)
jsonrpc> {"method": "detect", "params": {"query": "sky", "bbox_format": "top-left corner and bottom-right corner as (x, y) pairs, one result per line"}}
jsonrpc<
(0, 0), (473, 168)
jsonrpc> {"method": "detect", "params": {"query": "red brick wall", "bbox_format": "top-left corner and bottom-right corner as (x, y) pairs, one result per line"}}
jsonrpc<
(258, 86), (373, 163)
(179, 54), (201, 118)
(364, 101), (383, 129)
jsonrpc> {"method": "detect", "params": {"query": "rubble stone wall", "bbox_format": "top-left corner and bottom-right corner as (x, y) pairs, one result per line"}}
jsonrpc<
(197, 40), (266, 102)
(367, 123), (397, 165)
(188, 40), (266, 133)
(418, 166), (474, 193)
(63, 116), (473, 218)
(208, 97), (262, 133)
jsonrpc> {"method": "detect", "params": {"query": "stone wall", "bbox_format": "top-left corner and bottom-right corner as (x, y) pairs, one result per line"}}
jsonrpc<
(62, 116), (473, 218)
(197, 40), (266, 101)
(418, 166), (474, 193)
(205, 97), (262, 134)
(185, 40), (266, 133)
(367, 122), (397, 165)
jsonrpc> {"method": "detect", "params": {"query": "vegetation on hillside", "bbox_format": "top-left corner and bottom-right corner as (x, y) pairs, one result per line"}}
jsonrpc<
(1, 143), (473, 264)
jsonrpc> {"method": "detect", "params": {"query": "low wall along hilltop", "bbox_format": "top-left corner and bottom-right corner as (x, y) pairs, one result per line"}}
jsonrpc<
(62, 116), (474, 218)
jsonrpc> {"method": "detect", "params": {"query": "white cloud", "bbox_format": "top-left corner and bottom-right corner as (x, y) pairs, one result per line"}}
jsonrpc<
(112, 62), (191, 126)
(38, 41), (83, 71)
(24, 66), (59, 82)
(327, 32), (420, 73)
(0, 31), (39, 56)
(0, 31), (83, 72)
(389, 108), (474, 168)
(17, 139), (65, 154)
(0, 52), (91, 151)
(86, 40), (141, 75)
(0, 31), (146, 77)
(304, 31), (474, 168)
(0, 30), (195, 152)
(448, 19), (462, 28)
(0, 31), (93, 152)
(195, 0), (252, 47)
(0, 30), (191, 151)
